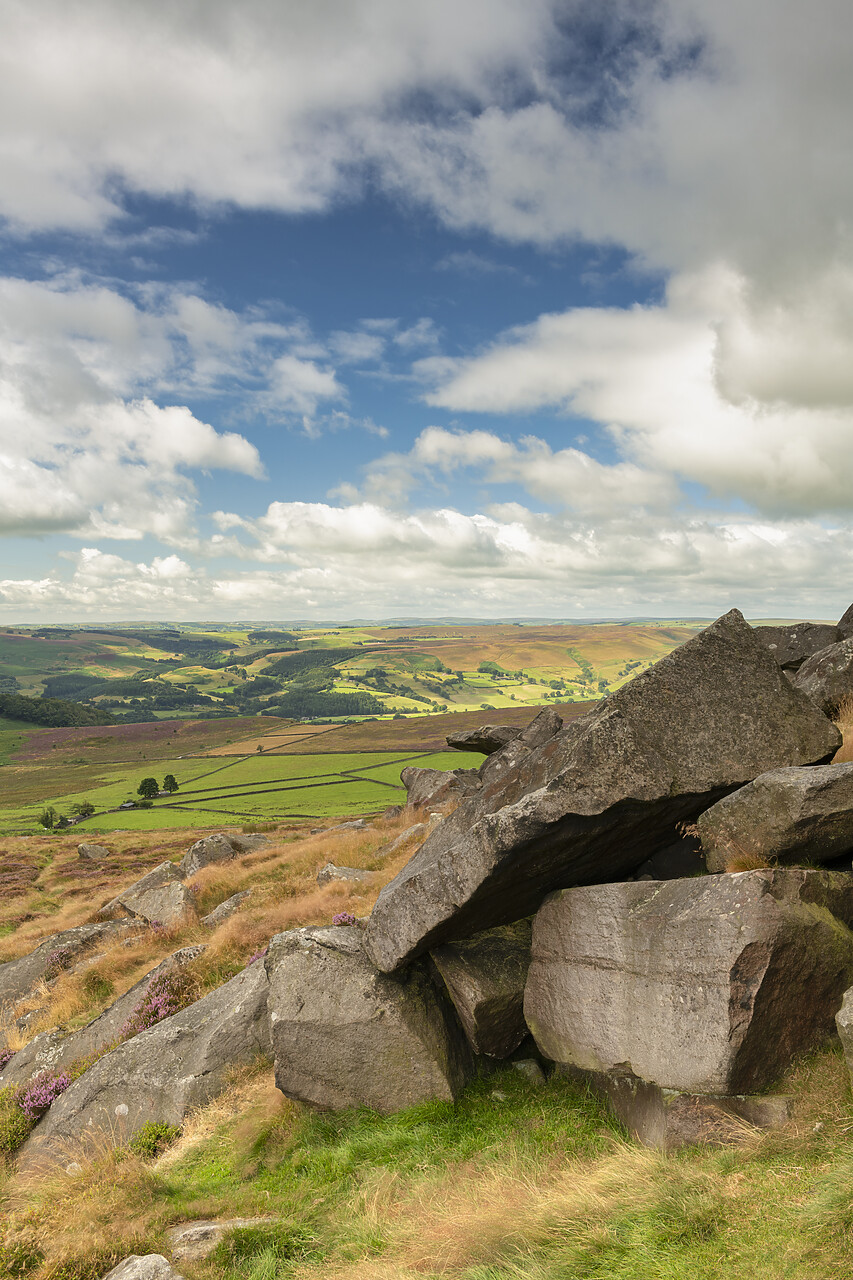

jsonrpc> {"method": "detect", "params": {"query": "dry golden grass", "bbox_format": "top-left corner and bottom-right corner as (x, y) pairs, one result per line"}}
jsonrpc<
(831, 691), (853, 763)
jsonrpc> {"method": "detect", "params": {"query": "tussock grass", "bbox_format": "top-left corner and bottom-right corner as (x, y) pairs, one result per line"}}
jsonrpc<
(832, 692), (853, 763)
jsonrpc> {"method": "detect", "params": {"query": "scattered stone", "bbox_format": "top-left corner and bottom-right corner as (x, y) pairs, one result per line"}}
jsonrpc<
(446, 725), (521, 755)
(365, 611), (840, 972)
(0, 920), (137, 1010)
(400, 767), (480, 810)
(376, 823), (429, 858)
(179, 833), (237, 878)
(512, 1059), (546, 1086)
(381, 805), (403, 819)
(316, 864), (377, 886)
(200, 890), (252, 928)
(430, 919), (532, 1058)
(228, 833), (271, 854)
(698, 763), (853, 872)
(753, 622), (840, 671)
(0, 947), (206, 1089)
(524, 868), (853, 1097)
(563, 1065), (793, 1149)
(265, 925), (473, 1112)
(167, 1219), (277, 1263)
(99, 862), (192, 926)
(794, 638), (853, 717)
(310, 819), (370, 835)
(100, 1257), (184, 1280)
(19, 960), (271, 1169)
(78, 842), (110, 861)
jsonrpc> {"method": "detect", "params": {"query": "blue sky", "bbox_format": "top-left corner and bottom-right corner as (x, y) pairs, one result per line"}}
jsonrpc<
(2, 0), (853, 622)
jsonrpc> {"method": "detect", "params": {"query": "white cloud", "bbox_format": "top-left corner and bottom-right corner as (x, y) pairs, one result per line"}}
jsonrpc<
(420, 267), (853, 518)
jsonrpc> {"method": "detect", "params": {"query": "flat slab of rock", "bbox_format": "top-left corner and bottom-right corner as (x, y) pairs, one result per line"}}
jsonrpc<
(698, 764), (853, 872)
(430, 920), (532, 1058)
(266, 925), (473, 1113)
(200, 890), (252, 927)
(0, 946), (205, 1089)
(101, 1257), (184, 1280)
(167, 1218), (277, 1262)
(100, 862), (192, 926)
(400, 767), (480, 810)
(365, 610), (840, 971)
(753, 623), (840, 671)
(180, 832), (270, 878)
(316, 864), (377, 886)
(376, 823), (429, 858)
(19, 960), (271, 1169)
(563, 1065), (793, 1150)
(78, 842), (110, 860)
(525, 868), (853, 1096)
(446, 725), (521, 754)
(310, 819), (370, 835)
(0, 920), (137, 1011)
(794, 638), (853, 716)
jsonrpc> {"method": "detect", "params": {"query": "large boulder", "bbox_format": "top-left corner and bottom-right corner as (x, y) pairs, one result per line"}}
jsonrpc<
(400, 766), (480, 811)
(446, 725), (521, 754)
(99, 862), (192, 926)
(19, 960), (270, 1169)
(476, 707), (563, 791)
(837, 602), (853, 640)
(698, 764), (853, 872)
(753, 623), (839, 671)
(0, 946), (205, 1089)
(0, 920), (137, 1011)
(365, 610), (840, 972)
(179, 833), (236, 878)
(524, 868), (853, 1096)
(835, 986), (853, 1085)
(794, 638), (853, 717)
(78, 842), (110, 861)
(265, 925), (473, 1113)
(430, 919), (532, 1058)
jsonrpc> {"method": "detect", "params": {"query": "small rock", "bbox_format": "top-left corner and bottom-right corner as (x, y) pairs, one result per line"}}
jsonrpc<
(400, 767), (480, 810)
(310, 819), (370, 835)
(446, 724), (521, 754)
(167, 1218), (277, 1262)
(179, 833), (237, 878)
(512, 1059), (546, 1086)
(316, 864), (377, 886)
(375, 823), (429, 858)
(200, 890), (252, 927)
(100, 1258), (184, 1280)
(78, 843), (110, 861)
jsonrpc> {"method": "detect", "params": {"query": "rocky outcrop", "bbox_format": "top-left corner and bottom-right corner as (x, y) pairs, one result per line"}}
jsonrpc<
(19, 961), (270, 1169)
(430, 919), (532, 1057)
(78, 842), (110, 860)
(365, 610), (840, 972)
(446, 725), (521, 754)
(475, 707), (564, 791)
(101, 1258), (184, 1280)
(265, 925), (473, 1113)
(524, 869), (853, 1096)
(99, 861), (193, 926)
(200, 890), (252, 927)
(753, 622), (839, 671)
(167, 1219), (277, 1263)
(310, 819), (369, 835)
(400, 766), (480, 811)
(376, 822), (430, 858)
(838, 602), (853, 640)
(0, 946), (205, 1089)
(316, 864), (377, 886)
(178, 831), (270, 878)
(793, 638), (853, 717)
(0, 920), (137, 1011)
(698, 764), (853, 872)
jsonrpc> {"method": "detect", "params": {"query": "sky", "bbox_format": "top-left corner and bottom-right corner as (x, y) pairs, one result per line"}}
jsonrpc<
(2, 0), (853, 623)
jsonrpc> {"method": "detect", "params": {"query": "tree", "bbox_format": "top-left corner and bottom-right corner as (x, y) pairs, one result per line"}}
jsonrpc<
(162, 774), (178, 794)
(38, 806), (58, 829)
(71, 801), (96, 817)
(137, 776), (159, 799)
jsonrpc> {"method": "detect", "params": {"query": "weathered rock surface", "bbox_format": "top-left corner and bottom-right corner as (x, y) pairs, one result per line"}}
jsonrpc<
(400, 766), (480, 810)
(310, 818), (369, 835)
(430, 919), (532, 1057)
(753, 622), (840, 671)
(100, 862), (192, 926)
(229, 833), (271, 854)
(698, 764), (853, 872)
(0, 946), (205, 1089)
(167, 1219), (277, 1262)
(19, 960), (271, 1169)
(838, 602), (853, 640)
(179, 833), (234, 877)
(794, 638), (853, 717)
(0, 920), (137, 1011)
(562, 1065), (793, 1150)
(365, 611), (840, 971)
(101, 1257), (184, 1280)
(525, 869), (853, 1096)
(265, 925), (473, 1112)
(200, 890), (252, 927)
(835, 986), (853, 1082)
(376, 822), (430, 858)
(78, 842), (110, 861)
(476, 707), (564, 791)
(316, 864), (377, 886)
(446, 724), (521, 754)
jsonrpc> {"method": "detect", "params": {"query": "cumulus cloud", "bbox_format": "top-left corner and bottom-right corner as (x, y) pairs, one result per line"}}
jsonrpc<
(420, 267), (853, 518)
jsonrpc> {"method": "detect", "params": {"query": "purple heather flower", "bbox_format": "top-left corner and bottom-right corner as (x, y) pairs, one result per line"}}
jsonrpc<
(19, 1070), (71, 1119)
(332, 912), (357, 927)
(245, 945), (268, 967)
